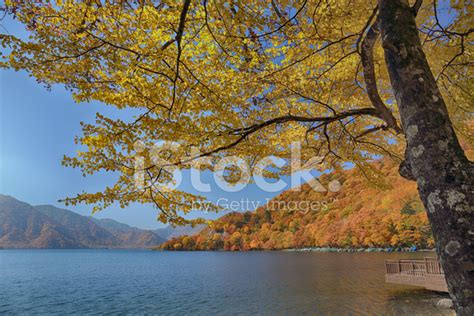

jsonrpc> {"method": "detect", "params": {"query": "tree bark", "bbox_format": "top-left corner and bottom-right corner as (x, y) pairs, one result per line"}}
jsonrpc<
(378, 0), (474, 314)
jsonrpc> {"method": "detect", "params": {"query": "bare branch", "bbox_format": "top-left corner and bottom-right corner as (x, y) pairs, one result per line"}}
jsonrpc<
(360, 16), (402, 133)
(170, 0), (192, 113)
(170, 107), (381, 167)
(354, 124), (388, 140)
(412, 0), (423, 16)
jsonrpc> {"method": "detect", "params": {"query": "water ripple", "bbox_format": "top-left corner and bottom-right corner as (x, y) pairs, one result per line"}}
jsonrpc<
(0, 250), (453, 315)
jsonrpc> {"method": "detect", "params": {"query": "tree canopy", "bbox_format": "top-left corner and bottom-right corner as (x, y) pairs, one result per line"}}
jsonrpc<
(1, 0), (472, 224)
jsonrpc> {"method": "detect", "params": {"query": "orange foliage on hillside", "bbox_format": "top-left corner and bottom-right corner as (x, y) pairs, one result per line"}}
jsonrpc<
(161, 160), (433, 251)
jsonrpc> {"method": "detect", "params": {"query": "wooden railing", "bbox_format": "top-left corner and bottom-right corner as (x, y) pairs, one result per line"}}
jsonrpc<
(385, 257), (444, 276)
(385, 257), (447, 292)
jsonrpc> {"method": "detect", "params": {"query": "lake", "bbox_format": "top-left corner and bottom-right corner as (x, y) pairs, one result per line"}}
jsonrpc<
(0, 250), (453, 315)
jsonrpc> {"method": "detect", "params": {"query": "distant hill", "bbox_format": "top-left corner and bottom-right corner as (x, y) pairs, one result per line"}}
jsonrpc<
(154, 224), (207, 241)
(0, 194), (165, 249)
(91, 217), (165, 248)
(91, 218), (203, 244)
(35, 205), (121, 248)
(160, 159), (434, 251)
(0, 195), (79, 248)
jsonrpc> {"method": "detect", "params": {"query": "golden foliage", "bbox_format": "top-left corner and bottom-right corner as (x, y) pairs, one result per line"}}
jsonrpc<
(1, 1), (472, 223)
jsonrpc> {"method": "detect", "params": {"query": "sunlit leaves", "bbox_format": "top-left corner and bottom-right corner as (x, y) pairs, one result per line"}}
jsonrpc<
(1, 0), (472, 224)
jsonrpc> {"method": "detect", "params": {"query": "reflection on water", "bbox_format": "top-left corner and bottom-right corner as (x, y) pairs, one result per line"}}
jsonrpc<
(0, 250), (453, 315)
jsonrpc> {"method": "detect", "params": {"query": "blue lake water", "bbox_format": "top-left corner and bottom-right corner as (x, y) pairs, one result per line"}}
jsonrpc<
(0, 250), (452, 315)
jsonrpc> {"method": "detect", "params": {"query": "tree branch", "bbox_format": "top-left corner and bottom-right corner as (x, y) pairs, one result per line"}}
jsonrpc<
(170, 0), (192, 113)
(228, 108), (379, 136)
(354, 124), (388, 140)
(169, 107), (381, 167)
(412, 0), (423, 16)
(360, 16), (402, 133)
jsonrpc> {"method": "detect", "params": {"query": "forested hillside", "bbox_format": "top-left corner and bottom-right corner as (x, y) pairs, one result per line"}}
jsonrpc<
(160, 160), (433, 251)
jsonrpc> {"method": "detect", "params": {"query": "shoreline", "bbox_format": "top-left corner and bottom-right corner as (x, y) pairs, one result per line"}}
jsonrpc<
(154, 246), (437, 252)
(282, 247), (436, 253)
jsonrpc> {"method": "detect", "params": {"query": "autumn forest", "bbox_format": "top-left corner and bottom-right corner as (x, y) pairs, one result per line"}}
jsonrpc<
(161, 160), (434, 251)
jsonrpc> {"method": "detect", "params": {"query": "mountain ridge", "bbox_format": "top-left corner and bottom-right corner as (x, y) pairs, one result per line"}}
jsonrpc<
(154, 224), (207, 240)
(0, 194), (167, 249)
(0, 195), (79, 248)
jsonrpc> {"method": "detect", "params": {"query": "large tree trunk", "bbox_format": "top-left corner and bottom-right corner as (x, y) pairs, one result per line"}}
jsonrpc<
(378, 0), (474, 314)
